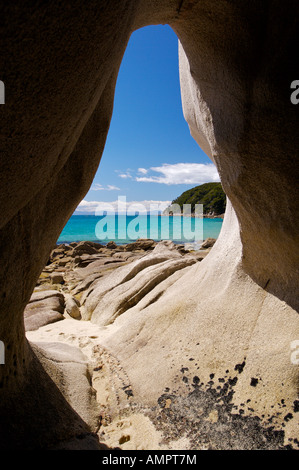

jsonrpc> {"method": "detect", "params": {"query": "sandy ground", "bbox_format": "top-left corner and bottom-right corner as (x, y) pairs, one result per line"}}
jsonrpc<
(27, 318), (191, 450)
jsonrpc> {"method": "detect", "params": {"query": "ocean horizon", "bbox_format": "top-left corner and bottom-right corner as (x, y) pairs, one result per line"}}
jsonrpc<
(58, 214), (223, 245)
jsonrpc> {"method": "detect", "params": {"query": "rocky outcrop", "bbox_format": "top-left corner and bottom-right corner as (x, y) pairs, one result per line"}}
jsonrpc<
(24, 290), (65, 331)
(200, 238), (216, 249)
(83, 241), (197, 325)
(0, 0), (298, 450)
(25, 226), (299, 450)
(124, 239), (156, 251)
(26, 240), (203, 329)
(64, 295), (81, 320)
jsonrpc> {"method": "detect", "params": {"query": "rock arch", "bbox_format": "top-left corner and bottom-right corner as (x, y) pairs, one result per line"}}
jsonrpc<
(0, 1), (298, 449)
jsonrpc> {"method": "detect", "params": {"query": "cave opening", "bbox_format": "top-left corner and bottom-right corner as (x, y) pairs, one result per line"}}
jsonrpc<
(57, 25), (223, 249)
(1, 2), (298, 450)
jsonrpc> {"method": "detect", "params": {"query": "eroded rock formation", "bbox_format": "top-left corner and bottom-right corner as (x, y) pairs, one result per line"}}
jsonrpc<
(0, 0), (298, 449)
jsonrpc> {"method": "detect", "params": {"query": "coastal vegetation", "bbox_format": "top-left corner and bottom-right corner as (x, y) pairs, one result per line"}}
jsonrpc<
(170, 182), (226, 216)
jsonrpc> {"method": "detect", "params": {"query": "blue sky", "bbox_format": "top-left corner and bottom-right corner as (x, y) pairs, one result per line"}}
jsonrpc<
(76, 25), (219, 214)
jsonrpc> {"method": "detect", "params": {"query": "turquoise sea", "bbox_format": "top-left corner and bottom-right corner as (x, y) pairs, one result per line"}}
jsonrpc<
(58, 215), (223, 245)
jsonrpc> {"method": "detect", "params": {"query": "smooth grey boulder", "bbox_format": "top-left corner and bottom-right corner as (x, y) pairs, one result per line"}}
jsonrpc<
(50, 273), (64, 284)
(200, 238), (216, 249)
(64, 295), (81, 320)
(24, 309), (64, 332)
(28, 290), (64, 304)
(24, 291), (65, 331)
(31, 341), (100, 436)
(89, 247), (197, 326)
(82, 241), (189, 321)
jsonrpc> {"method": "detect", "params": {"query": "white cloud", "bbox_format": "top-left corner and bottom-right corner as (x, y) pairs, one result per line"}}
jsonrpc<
(91, 183), (120, 191)
(135, 163), (220, 185)
(75, 199), (171, 214)
(119, 173), (132, 179)
(137, 168), (148, 175)
(75, 200), (102, 213)
(107, 185), (121, 191)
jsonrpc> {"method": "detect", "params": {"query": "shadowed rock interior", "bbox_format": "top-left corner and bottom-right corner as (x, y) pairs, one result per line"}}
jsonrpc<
(0, 0), (298, 449)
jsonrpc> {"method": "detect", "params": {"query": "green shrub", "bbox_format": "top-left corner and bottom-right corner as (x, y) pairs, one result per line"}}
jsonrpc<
(171, 182), (226, 215)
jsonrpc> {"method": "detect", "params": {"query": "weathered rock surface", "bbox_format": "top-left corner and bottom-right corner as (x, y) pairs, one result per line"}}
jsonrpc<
(24, 290), (65, 331)
(50, 273), (65, 285)
(64, 295), (81, 320)
(28, 290), (64, 304)
(33, 341), (99, 430)
(84, 241), (197, 325)
(124, 239), (156, 251)
(26, 240), (202, 328)
(200, 238), (216, 249)
(25, 232), (299, 450)
(70, 241), (104, 257)
(0, 0), (298, 450)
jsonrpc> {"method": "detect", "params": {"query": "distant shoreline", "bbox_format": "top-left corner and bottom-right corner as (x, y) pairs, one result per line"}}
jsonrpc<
(58, 214), (223, 245)
(161, 213), (224, 219)
(73, 213), (224, 218)
(56, 238), (199, 247)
